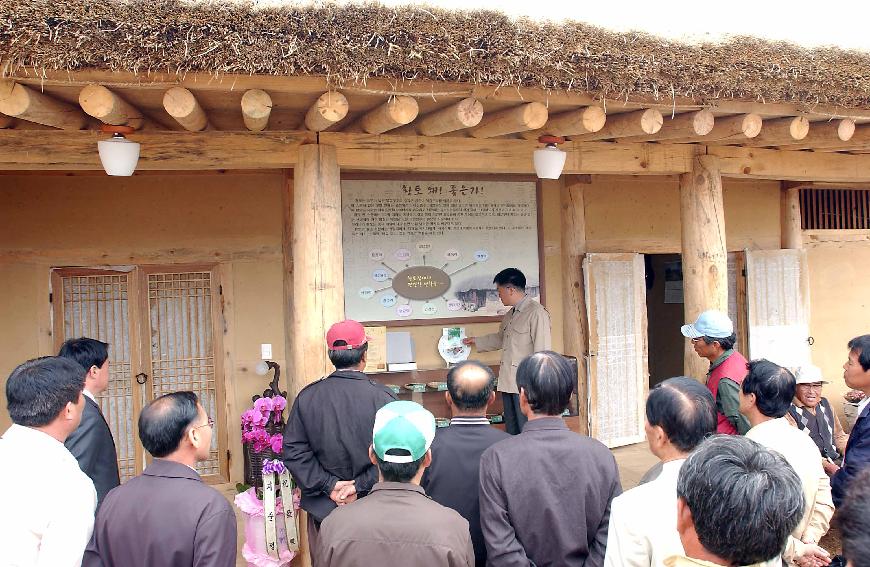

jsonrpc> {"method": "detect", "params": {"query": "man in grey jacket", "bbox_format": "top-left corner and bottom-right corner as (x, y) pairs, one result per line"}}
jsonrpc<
(317, 401), (474, 567)
(84, 391), (236, 567)
(465, 268), (551, 434)
(480, 351), (621, 567)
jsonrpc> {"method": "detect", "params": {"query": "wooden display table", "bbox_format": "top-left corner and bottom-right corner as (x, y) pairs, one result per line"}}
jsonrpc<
(367, 364), (582, 434)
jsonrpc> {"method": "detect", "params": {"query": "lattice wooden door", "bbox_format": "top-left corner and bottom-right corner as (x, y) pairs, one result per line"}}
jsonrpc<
(52, 269), (144, 481)
(140, 267), (227, 481)
(52, 266), (228, 483)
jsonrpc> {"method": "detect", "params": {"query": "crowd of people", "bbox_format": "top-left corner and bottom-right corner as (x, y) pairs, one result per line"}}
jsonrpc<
(1, 269), (870, 567)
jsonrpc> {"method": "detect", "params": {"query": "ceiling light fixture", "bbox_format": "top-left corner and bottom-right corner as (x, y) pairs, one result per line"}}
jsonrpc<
(97, 125), (140, 176)
(533, 135), (567, 179)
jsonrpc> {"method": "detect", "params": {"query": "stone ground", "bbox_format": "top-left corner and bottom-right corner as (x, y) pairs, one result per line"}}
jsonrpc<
(218, 441), (842, 566)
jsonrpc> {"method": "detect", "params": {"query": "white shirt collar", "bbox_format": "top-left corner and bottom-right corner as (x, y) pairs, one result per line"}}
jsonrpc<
(2, 424), (71, 456)
(82, 389), (97, 403)
(858, 396), (870, 417)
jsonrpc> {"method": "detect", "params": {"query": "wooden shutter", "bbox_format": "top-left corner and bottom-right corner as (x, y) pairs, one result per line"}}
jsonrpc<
(745, 250), (812, 369)
(141, 267), (228, 482)
(51, 268), (144, 482)
(584, 253), (648, 448)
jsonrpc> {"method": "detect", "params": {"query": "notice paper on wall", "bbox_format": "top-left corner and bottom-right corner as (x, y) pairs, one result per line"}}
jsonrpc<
(363, 326), (387, 373)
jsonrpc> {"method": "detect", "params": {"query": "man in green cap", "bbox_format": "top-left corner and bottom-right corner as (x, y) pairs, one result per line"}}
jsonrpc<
(316, 401), (474, 567)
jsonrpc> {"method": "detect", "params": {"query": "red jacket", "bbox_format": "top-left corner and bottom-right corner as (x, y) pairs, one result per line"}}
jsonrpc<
(707, 351), (748, 434)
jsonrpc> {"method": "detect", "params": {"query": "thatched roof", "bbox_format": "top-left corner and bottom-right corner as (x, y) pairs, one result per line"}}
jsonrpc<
(3, 0), (870, 109)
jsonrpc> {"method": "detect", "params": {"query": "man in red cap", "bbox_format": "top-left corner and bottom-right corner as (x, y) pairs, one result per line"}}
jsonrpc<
(282, 320), (397, 563)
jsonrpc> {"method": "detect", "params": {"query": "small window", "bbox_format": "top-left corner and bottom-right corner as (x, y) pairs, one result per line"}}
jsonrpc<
(800, 188), (870, 230)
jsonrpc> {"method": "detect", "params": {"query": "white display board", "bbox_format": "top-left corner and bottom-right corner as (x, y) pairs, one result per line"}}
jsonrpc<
(342, 179), (541, 323)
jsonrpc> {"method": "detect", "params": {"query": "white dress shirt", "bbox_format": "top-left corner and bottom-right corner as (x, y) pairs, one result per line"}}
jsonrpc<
(0, 424), (97, 567)
(604, 458), (686, 567)
(746, 417), (835, 564)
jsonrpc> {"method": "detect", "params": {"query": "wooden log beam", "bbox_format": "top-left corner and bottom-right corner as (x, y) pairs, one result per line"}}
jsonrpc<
(416, 98), (483, 136)
(18, 68), (870, 124)
(522, 106), (607, 140)
(710, 144), (870, 182)
(0, 114), (12, 128)
(345, 96), (419, 134)
(673, 113), (762, 143)
(560, 175), (590, 435)
(321, 132), (699, 175)
(78, 84), (149, 130)
(0, 80), (87, 130)
(163, 87), (210, 131)
(469, 102), (548, 138)
(0, 129), (314, 170)
(742, 116), (810, 147)
(793, 122), (870, 152)
(571, 109), (663, 141)
(776, 119), (854, 148)
(10, 129), (870, 182)
(781, 185), (803, 249)
(680, 155), (728, 379)
(618, 109), (714, 142)
(304, 91), (349, 132)
(290, 143), (345, 395)
(241, 89), (272, 132)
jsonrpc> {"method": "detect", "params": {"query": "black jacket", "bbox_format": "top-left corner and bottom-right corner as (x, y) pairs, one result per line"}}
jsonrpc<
(65, 395), (120, 505)
(421, 418), (510, 567)
(282, 369), (396, 522)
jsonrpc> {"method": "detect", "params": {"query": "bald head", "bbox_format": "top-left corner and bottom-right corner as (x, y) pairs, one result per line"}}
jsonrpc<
(446, 360), (496, 413)
(138, 391), (200, 457)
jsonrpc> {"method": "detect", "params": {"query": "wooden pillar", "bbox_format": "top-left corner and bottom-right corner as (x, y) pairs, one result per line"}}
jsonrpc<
(680, 155), (728, 379)
(288, 144), (345, 398)
(560, 175), (590, 435)
(781, 185), (803, 249)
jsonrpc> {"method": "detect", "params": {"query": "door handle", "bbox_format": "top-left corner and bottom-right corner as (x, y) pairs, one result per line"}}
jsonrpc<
(136, 372), (149, 385)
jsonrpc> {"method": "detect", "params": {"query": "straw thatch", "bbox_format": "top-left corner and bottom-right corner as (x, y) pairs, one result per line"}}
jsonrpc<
(3, 0), (870, 109)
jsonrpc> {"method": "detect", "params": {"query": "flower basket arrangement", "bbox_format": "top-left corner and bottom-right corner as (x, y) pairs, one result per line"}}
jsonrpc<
(235, 362), (301, 567)
(241, 361), (287, 489)
(242, 395), (286, 489)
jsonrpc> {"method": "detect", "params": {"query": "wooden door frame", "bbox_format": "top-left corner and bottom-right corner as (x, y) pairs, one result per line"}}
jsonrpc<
(51, 264), (230, 484)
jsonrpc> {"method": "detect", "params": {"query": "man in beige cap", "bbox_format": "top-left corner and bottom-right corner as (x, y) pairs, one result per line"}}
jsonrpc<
(786, 364), (849, 475)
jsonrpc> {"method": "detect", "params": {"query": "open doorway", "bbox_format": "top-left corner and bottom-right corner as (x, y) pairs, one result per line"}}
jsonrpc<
(644, 254), (685, 388)
(643, 252), (748, 389)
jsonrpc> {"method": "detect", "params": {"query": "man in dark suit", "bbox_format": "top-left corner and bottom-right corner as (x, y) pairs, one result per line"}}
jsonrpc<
(479, 351), (622, 567)
(421, 360), (509, 567)
(833, 334), (870, 506)
(59, 338), (120, 504)
(83, 391), (237, 567)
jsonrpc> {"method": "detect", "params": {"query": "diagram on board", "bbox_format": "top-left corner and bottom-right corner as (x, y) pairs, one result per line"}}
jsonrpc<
(342, 180), (541, 323)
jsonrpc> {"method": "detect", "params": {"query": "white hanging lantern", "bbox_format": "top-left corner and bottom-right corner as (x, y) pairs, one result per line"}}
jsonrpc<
(98, 130), (140, 176)
(533, 136), (567, 179)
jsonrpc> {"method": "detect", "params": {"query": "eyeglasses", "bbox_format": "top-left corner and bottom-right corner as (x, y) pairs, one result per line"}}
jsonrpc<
(191, 417), (215, 431)
(797, 383), (824, 390)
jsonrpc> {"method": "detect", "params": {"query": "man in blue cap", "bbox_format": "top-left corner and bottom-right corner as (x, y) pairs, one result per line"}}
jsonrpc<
(681, 310), (750, 434)
(315, 401), (474, 567)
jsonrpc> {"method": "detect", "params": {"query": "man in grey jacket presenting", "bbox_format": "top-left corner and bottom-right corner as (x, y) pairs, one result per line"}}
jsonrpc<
(464, 268), (551, 434)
